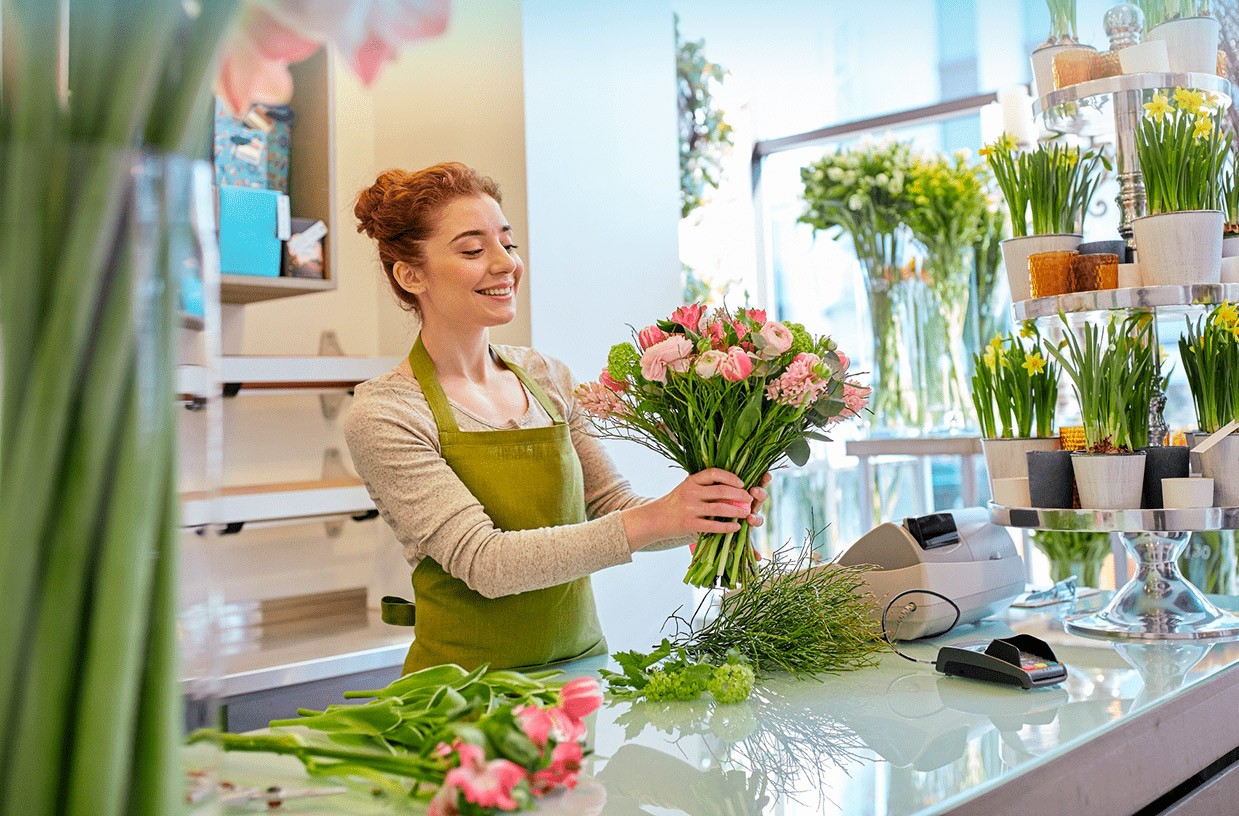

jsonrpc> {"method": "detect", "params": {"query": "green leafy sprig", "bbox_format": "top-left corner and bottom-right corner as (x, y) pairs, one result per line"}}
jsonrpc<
(1044, 313), (1156, 452)
(601, 641), (756, 705)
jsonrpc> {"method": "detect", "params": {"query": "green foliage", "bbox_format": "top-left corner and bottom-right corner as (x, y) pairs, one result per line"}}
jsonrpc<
(971, 327), (1059, 438)
(1134, 0), (1213, 31)
(980, 135), (1107, 236)
(1045, 0), (1078, 42)
(1179, 302), (1239, 433)
(600, 640), (754, 704)
(1137, 89), (1229, 215)
(1044, 313), (1157, 451)
(973, 203), (1010, 348)
(676, 15), (733, 218)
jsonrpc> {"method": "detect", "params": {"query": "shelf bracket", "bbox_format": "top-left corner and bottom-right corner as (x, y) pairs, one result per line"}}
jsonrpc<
(318, 330), (348, 420)
(322, 446), (349, 538)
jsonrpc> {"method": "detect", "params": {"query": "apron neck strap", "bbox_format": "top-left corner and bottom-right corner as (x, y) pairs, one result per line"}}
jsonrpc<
(408, 336), (567, 431)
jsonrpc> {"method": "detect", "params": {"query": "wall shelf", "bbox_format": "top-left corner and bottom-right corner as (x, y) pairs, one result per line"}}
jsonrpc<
(180, 477), (375, 528)
(221, 274), (336, 305)
(219, 355), (398, 392)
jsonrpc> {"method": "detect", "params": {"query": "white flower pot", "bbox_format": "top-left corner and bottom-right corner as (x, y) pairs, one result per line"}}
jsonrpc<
(1221, 256), (1239, 284)
(1000, 234), (1081, 303)
(982, 437), (1062, 494)
(1131, 210), (1223, 286)
(992, 477), (1032, 507)
(1162, 477), (1214, 509)
(1223, 235), (1239, 258)
(1117, 262), (1142, 288)
(1119, 40), (1171, 74)
(1199, 433), (1239, 506)
(1148, 16), (1221, 74)
(1030, 43), (1080, 98)
(1071, 452), (1147, 510)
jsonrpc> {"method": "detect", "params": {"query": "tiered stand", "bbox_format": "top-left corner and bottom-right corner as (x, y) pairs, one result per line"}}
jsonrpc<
(990, 72), (1239, 641)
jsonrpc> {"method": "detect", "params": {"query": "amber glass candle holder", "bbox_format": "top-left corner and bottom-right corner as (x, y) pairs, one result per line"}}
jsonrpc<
(1054, 49), (1096, 88)
(1219, 50), (1228, 77)
(1030, 250), (1077, 298)
(1059, 426), (1087, 452)
(1071, 253), (1119, 292)
(1095, 50), (1122, 79)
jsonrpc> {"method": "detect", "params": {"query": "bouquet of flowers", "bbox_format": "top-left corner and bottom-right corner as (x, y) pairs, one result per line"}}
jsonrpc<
(575, 304), (868, 589)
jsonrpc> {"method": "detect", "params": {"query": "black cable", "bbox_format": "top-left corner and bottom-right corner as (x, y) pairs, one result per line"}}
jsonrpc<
(881, 589), (962, 664)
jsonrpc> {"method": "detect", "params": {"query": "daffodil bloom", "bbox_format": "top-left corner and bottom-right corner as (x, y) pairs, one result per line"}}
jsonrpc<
(1193, 115), (1214, 141)
(1022, 352), (1047, 375)
(989, 336), (1004, 352)
(1019, 322), (1036, 339)
(1174, 87), (1205, 114)
(982, 347), (998, 370)
(1144, 92), (1173, 120)
(1216, 302), (1238, 328)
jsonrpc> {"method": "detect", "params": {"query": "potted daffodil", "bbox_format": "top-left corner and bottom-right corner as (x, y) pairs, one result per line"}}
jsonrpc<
(1133, 89), (1229, 285)
(972, 327), (1061, 499)
(981, 135), (1106, 302)
(1031, 0), (1095, 96)
(1180, 302), (1239, 505)
(1045, 313), (1157, 509)
(1138, 0), (1221, 74)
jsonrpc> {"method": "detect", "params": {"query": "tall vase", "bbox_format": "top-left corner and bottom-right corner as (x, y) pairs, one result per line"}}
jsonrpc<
(857, 232), (917, 432)
(923, 247), (974, 431)
(0, 149), (217, 815)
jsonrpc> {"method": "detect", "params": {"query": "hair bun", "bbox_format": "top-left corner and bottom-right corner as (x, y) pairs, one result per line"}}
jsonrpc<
(353, 169), (410, 239)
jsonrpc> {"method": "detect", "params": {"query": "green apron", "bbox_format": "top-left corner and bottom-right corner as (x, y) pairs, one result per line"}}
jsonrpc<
(381, 336), (608, 673)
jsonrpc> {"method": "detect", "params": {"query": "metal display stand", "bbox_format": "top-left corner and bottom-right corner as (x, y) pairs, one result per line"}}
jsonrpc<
(990, 64), (1239, 641)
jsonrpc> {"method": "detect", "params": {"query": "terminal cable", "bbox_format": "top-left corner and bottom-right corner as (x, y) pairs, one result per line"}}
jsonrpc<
(881, 589), (961, 664)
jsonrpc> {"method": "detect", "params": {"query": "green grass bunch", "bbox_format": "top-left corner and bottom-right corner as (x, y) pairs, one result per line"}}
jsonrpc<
(1179, 302), (1239, 433)
(1045, 0), (1078, 43)
(1137, 89), (1229, 215)
(980, 135), (1107, 237)
(1134, 0), (1212, 31)
(1044, 313), (1157, 452)
(971, 326), (1059, 439)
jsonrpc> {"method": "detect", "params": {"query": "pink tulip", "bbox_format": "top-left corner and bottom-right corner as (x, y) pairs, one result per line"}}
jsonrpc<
(694, 349), (727, 378)
(639, 335), (694, 383)
(638, 325), (668, 350)
(720, 347), (754, 382)
(558, 677), (603, 720)
(445, 757), (527, 810)
(514, 705), (555, 747)
(670, 304), (706, 333)
(836, 350), (850, 371)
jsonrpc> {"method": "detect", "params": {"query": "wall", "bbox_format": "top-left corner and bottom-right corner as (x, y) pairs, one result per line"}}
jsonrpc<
(523, 0), (695, 652)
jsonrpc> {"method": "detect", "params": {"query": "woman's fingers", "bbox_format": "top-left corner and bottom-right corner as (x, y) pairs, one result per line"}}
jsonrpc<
(697, 518), (743, 533)
(692, 468), (745, 489)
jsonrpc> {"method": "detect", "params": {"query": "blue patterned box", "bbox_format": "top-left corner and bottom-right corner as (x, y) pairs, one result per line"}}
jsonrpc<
(212, 97), (267, 189)
(262, 105), (294, 193)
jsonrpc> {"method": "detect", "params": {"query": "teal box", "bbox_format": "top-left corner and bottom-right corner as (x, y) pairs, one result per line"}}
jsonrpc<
(218, 186), (290, 278)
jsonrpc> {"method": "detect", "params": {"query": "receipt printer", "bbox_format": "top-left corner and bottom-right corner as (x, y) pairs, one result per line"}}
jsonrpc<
(839, 508), (1025, 640)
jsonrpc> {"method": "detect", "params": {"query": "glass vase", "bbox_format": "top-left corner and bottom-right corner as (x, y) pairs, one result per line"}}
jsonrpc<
(1049, 558), (1106, 588)
(921, 247), (973, 431)
(856, 231), (918, 432)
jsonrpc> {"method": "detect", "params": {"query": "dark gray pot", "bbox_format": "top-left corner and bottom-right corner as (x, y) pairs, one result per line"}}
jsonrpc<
(1140, 445), (1190, 508)
(1077, 239), (1132, 263)
(1185, 431), (1208, 476)
(1026, 450), (1075, 508)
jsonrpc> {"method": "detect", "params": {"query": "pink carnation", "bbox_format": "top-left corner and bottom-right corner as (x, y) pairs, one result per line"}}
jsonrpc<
(558, 677), (604, 720)
(720, 347), (754, 382)
(670, 304), (706, 333)
(638, 325), (668, 350)
(640, 335), (694, 383)
(574, 381), (625, 418)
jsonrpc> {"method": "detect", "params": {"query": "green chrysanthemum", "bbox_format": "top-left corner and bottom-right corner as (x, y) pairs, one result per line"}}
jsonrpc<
(607, 342), (642, 381)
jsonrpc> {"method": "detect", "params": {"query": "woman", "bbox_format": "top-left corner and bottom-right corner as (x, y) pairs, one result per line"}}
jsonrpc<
(345, 162), (768, 673)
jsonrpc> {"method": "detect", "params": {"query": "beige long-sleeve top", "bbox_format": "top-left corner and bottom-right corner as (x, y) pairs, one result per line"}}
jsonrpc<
(344, 344), (686, 599)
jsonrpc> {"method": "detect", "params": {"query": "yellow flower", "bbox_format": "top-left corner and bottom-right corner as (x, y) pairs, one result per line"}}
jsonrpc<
(1022, 352), (1047, 376)
(1144, 92), (1173, 121)
(989, 336), (1004, 352)
(1217, 301), (1239, 329)
(982, 347), (998, 371)
(1174, 87), (1205, 114)
(1193, 114), (1214, 141)
(1019, 321), (1036, 339)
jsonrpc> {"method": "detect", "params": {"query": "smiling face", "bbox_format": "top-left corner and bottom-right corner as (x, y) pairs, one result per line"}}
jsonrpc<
(395, 195), (523, 332)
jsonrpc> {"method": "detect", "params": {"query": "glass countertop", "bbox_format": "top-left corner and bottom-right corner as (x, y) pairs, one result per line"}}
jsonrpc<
(205, 596), (1239, 815)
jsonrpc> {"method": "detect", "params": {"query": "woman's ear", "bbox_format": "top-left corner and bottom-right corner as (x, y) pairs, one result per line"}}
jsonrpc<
(393, 261), (426, 296)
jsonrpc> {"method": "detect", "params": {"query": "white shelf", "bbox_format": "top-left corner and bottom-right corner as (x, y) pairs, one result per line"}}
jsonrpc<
(220, 355), (399, 391)
(220, 274), (335, 305)
(180, 478), (375, 528)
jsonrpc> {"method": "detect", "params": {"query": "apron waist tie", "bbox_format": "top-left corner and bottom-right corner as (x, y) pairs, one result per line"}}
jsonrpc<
(380, 595), (416, 626)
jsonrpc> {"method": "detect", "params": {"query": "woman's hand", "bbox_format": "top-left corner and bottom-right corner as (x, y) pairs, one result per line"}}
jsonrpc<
(622, 469), (771, 553)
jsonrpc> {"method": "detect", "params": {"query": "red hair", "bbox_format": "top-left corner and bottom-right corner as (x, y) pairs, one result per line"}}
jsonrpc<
(354, 162), (502, 312)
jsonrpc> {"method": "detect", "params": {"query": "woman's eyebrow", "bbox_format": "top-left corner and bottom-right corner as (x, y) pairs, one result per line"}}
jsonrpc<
(450, 225), (512, 243)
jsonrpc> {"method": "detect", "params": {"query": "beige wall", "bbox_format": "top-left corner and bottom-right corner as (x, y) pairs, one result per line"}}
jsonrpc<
(369, 0), (531, 355)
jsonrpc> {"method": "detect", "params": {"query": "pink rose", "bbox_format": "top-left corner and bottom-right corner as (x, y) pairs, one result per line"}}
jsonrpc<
(558, 677), (603, 720)
(720, 347), (754, 382)
(744, 308), (768, 324)
(670, 304), (706, 333)
(637, 325), (668, 350)
(599, 369), (626, 393)
(694, 349), (728, 378)
(755, 321), (793, 358)
(639, 335), (694, 383)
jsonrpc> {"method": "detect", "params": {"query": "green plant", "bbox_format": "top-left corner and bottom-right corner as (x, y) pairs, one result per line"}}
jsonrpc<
(1137, 89), (1230, 214)
(1180, 302), (1239, 433)
(676, 14), (733, 219)
(1223, 162), (1239, 232)
(1045, 0), (1078, 43)
(601, 640), (755, 704)
(1045, 313), (1157, 452)
(971, 327), (1059, 438)
(1032, 530), (1112, 584)
(971, 202), (1010, 352)
(1135, 0), (1213, 30)
(980, 135), (1107, 236)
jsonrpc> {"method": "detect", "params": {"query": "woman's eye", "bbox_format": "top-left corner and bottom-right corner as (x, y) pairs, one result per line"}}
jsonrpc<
(504, 244), (519, 253)
(462, 249), (483, 257)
